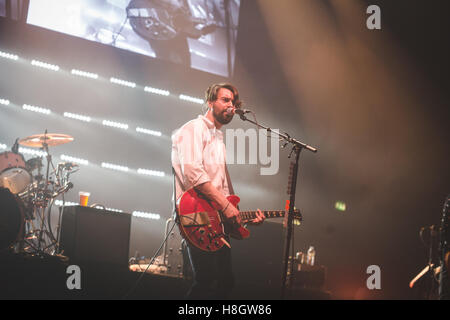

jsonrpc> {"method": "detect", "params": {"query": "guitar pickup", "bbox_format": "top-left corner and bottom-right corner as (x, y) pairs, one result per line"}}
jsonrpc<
(180, 211), (211, 227)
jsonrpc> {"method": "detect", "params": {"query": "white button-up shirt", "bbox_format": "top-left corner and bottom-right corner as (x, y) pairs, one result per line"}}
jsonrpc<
(172, 115), (231, 201)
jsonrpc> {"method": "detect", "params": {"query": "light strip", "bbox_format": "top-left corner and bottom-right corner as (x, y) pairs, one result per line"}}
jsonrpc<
(0, 50), (19, 60)
(102, 119), (129, 130)
(22, 104), (51, 115)
(137, 168), (165, 177)
(60, 154), (89, 165)
(64, 112), (91, 122)
(54, 200), (78, 206)
(31, 59), (60, 71)
(144, 86), (170, 96)
(101, 162), (129, 172)
(0, 98), (10, 105)
(132, 211), (161, 220)
(71, 69), (99, 79)
(179, 94), (204, 105)
(110, 77), (136, 88)
(18, 147), (47, 157)
(136, 127), (162, 137)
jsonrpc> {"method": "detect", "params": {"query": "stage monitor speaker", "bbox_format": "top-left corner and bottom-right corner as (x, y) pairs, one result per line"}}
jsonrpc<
(60, 206), (131, 268)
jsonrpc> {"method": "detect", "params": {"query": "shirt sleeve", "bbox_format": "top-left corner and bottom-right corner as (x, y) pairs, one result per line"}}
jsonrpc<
(174, 121), (211, 190)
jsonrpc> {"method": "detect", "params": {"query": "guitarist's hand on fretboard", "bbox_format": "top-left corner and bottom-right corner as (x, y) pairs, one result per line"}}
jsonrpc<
(248, 209), (265, 225)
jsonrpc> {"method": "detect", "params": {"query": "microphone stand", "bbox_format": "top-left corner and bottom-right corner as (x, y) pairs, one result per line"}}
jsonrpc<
(236, 112), (317, 299)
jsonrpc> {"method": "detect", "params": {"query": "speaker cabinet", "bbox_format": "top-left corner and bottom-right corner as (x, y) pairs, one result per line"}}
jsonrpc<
(60, 206), (131, 268)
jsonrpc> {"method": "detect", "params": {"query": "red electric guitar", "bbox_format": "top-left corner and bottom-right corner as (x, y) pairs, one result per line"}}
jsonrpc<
(176, 188), (302, 252)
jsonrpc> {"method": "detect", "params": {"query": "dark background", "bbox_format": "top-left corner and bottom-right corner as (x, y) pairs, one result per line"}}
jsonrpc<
(0, 0), (448, 299)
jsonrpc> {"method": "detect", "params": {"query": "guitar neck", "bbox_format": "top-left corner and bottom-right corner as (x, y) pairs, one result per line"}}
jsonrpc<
(239, 210), (285, 221)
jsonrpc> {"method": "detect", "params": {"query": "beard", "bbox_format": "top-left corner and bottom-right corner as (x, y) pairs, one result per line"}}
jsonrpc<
(212, 105), (233, 125)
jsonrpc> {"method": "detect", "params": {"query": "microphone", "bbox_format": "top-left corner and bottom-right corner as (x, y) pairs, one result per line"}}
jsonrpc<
(226, 107), (251, 115)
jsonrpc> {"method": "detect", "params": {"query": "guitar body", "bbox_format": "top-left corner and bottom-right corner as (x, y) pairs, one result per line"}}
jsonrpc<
(177, 189), (249, 252)
(176, 189), (301, 252)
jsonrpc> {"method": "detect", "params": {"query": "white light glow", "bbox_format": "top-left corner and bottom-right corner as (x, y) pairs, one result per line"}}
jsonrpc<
(54, 200), (78, 206)
(101, 162), (129, 172)
(64, 112), (91, 122)
(60, 154), (89, 165)
(136, 127), (162, 137)
(0, 50), (19, 60)
(144, 86), (170, 96)
(19, 147), (47, 157)
(179, 94), (204, 105)
(102, 120), (128, 130)
(71, 69), (99, 79)
(110, 77), (136, 88)
(132, 211), (160, 220)
(31, 59), (60, 71)
(137, 168), (165, 177)
(22, 104), (51, 115)
(0, 98), (10, 105)
(0, 143), (7, 149)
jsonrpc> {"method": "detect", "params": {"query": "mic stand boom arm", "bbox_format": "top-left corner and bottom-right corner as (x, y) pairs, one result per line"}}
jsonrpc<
(237, 113), (317, 299)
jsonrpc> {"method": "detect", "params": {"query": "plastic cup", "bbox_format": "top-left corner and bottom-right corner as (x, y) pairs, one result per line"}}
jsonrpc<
(79, 191), (90, 207)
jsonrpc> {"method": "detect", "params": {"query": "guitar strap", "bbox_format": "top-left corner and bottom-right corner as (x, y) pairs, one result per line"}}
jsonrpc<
(225, 164), (235, 196)
(172, 167), (181, 221)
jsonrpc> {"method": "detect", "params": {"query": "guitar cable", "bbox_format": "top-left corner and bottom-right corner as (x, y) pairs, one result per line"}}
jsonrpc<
(122, 219), (177, 299)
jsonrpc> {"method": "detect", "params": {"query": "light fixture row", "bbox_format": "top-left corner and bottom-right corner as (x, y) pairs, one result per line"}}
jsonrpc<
(0, 49), (204, 104)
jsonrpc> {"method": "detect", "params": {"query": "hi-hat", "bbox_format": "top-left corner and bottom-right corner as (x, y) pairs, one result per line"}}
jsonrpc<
(19, 133), (74, 148)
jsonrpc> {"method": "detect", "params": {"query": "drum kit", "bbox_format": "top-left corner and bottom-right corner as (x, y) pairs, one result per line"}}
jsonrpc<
(0, 131), (78, 256)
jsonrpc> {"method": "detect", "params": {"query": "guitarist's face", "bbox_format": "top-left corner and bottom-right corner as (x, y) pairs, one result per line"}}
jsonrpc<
(209, 88), (235, 125)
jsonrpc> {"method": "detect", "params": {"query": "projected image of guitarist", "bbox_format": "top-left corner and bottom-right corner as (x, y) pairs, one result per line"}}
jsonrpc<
(171, 83), (266, 300)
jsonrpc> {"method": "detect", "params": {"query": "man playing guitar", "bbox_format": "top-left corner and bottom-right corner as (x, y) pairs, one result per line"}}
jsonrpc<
(171, 83), (265, 299)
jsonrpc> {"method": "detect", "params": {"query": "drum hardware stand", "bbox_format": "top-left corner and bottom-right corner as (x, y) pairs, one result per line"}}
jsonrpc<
(13, 131), (76, 257)
(236, 112), (318, 299)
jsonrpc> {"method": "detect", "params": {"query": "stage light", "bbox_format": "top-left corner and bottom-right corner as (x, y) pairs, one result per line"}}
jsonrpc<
(71, 69), (99, 79)
(136, 127), (162, 137)
(0, 98), (10, 105)
(54, 200), (78, 206)
(60, 154), (89, 166)
(132, 211), (161, 220)
(137, 168), (165, 177)
(110, 77), (136, 88)
(101, 162), (129, 172)
(102, 120), (129, 130)
(0, 50), (19, 60)
(63, 112), (92, 122)
(22, 104), (51, 115)
(31, 59), (60, 71)
(18, 147), (47, 157)
(179, 94), (204, 105)
(335, 201), (347, 212)
(144, 86), (170, 96)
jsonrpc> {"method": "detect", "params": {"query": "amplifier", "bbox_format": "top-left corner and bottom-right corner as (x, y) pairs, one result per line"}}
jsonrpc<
(60, 205), (131, 268)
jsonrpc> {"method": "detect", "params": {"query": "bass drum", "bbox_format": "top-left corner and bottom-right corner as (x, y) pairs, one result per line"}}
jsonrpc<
(0, 187), (24, 250)
(0, 151), (32, 194)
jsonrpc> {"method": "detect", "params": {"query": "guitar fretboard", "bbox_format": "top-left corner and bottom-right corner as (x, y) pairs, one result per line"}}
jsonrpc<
(239, 211), (285, 221)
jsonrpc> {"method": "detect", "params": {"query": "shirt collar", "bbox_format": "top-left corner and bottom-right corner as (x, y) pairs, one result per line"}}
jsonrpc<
(198, 115), (223, 136)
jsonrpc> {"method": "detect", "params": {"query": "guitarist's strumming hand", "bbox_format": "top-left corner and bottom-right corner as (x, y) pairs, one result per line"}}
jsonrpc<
(222, 201), (242, 225)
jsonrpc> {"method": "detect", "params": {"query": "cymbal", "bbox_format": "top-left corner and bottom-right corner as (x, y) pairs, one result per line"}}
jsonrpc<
(19, 133), (74, 148)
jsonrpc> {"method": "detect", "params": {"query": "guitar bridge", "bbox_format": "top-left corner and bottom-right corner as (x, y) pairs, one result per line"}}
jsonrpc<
(180, 211), (211, 227)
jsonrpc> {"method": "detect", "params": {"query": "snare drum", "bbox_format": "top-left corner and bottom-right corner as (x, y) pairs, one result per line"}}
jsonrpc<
(0, 151), (32, 194)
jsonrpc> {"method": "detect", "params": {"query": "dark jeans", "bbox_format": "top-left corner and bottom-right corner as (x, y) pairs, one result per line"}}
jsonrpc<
(185, 241), (235, 300)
